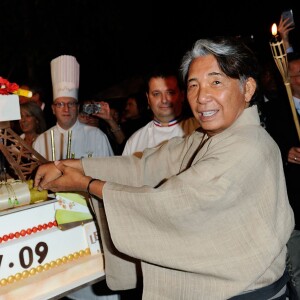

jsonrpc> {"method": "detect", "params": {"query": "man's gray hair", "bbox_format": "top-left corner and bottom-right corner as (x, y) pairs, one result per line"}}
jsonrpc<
(179, 37), (261, 104)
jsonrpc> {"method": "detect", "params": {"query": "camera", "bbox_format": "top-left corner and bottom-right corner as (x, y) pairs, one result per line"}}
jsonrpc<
(82, 103), (101, 114)
(281, 9), (295, 27)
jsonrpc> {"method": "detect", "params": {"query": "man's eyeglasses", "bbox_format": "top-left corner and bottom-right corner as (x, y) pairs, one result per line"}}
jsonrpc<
(53, 102), (78, 108)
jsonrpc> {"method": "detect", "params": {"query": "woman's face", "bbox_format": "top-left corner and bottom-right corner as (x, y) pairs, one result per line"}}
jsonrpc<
(19, 109), (38, 134)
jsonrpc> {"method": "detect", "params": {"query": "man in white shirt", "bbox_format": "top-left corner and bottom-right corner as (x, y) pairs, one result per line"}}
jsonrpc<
(33, 55), (113, 160)
(122, 65), (199, 156)
(33, 55), (114, 300)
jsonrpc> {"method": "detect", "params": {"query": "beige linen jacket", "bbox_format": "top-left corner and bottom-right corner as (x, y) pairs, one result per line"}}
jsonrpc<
(83, 106), (294, 300)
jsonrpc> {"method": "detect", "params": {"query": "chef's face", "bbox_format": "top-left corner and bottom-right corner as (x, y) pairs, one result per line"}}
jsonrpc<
(52, 97), (79, 130)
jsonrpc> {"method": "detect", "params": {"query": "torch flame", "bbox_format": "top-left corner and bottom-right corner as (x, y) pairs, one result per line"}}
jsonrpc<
(271, 23), (277, 36)
(269, 21), (300, 141)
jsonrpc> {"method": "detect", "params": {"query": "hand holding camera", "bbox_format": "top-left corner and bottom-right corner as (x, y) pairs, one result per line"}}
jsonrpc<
(281, 9), (295, 28)
(82, 102), (102, 114)
(278, 9), (295, 51)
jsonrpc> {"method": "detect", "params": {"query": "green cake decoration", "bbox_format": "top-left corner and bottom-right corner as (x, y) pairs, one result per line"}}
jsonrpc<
(55, 192), (93, 230)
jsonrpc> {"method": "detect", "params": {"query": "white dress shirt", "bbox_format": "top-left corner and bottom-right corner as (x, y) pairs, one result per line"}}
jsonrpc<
(293, 96), (300, 116)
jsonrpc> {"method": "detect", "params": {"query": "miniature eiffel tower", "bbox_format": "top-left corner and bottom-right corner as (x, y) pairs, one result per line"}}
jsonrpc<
(0, 121), (48, 181)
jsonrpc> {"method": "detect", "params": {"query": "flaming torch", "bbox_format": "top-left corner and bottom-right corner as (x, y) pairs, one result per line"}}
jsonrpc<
(269, 23), (300, 141)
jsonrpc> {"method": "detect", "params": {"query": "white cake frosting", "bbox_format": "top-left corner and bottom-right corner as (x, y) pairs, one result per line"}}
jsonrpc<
(0, 193), (101, 286)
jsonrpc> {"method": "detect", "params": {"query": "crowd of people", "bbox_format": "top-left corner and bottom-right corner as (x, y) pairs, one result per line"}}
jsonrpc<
(259, 15), (300, 300)
(5, 12), (299, 300)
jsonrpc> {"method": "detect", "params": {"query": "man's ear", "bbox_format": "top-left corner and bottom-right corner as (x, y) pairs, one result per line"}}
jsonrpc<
(245, 77), (257, 103)
(146, 92), (151, 106)
(51, 104), (56, 115)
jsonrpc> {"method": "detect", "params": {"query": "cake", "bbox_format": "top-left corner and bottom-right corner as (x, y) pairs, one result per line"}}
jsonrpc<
(0, 180), (48, 211)
(0, 82), (48, 182)
(0, 94), (20, 122)
(0, 192), (102, 287)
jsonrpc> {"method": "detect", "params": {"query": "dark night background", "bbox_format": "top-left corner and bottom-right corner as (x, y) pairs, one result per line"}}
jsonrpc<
(0, 0), (299, 105)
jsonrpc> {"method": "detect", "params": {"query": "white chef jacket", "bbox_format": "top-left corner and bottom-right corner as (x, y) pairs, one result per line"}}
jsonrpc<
(122, 117), (199, 155)
(33, 120), (113, 160)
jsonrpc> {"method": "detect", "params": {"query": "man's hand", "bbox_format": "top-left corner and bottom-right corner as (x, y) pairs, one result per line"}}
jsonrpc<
(278, 16), (295, 50)
(34, 161), (63, 190)
(93, 101), (113, 121)
(39, 161), (90, 193)
(288, 147), (300, 164)
(34, 159), (84, 191)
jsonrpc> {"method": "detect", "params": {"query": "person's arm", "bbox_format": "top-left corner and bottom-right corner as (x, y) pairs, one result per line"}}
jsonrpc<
(278, 16), (295, 52)
(94, 101), (126, 144)
(34, 159), (83, 189)
(34, 159), (106, 198)
(85, 177), (105, 198)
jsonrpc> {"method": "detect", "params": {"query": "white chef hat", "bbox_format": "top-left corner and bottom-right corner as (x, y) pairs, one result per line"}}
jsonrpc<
(50, 55), (80, 101)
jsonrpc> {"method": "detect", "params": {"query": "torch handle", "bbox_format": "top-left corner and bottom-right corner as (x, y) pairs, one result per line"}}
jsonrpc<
(285, 82), (300, 141)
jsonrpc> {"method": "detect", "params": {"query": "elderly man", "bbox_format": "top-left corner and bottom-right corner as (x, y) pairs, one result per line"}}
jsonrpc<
(35, 38), (294, 299)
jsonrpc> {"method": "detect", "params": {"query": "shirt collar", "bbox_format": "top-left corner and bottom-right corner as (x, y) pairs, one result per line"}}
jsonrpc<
(56, 119), (79, 133)
(293, 96), (300, 115)
(153, 116), (182, 127)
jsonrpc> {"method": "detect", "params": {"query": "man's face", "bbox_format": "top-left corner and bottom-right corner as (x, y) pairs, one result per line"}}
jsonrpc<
(187, 55), (255, 136)
(123, 98), (140, 119)
(147, 76), (184, 123)
(52, 97), (79, 130)
(289, 59), (300, 97)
